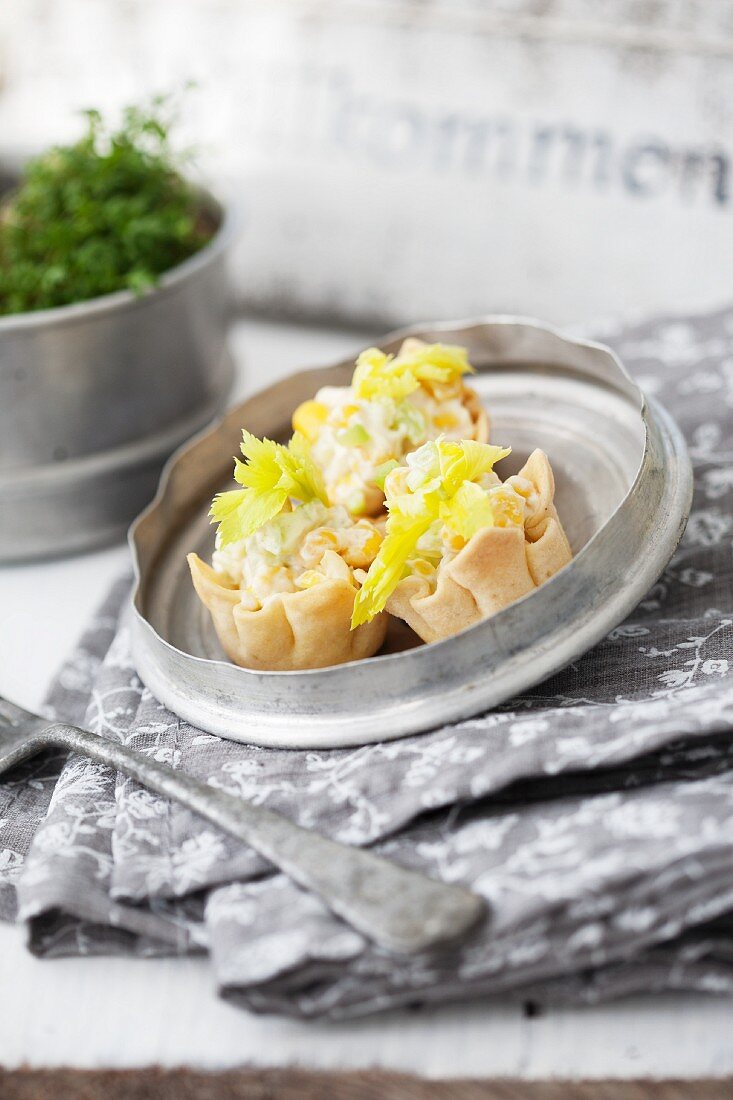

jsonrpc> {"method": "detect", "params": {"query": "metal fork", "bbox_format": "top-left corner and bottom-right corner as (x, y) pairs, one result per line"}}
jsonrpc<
(0, 694), (484, 953)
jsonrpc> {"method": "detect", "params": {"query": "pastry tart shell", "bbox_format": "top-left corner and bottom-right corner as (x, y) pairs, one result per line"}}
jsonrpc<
(188, 554), (387, 671)
(386, 450), (572, 643)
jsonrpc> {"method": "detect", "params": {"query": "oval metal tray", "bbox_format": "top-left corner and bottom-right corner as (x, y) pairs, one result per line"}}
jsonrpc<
(129, 317), (692, 749)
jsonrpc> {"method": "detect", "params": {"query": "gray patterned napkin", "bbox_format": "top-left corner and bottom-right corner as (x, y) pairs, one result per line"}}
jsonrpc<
(2, 306), (733, 1018)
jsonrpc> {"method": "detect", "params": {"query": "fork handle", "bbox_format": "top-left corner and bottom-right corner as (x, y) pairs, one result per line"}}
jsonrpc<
(43, 722), (483, 954)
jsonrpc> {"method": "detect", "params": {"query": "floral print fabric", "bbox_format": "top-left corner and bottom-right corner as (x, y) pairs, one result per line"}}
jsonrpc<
(2, 306), (733, 1018)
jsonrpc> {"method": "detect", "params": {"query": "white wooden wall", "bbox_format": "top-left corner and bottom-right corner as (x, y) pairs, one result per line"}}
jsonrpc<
(1, 0), (733, 326)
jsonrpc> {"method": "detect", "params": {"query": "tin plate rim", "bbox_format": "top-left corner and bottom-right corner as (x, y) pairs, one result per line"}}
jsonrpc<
(129, 316), (693, 748)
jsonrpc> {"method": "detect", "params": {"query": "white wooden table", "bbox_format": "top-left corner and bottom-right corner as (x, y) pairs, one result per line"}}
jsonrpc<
(1, 318), (731, 1078)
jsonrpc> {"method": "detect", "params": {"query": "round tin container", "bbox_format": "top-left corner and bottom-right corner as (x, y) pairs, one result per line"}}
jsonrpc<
(130, 317), (692, 749)
(0, 184), (236, 562)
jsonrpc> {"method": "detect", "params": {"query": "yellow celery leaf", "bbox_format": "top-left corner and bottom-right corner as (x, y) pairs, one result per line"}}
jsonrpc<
(351, 508), (436, 627)
(209, 487), (286, 547)
(398, 342), (474, 385)
(441, 439), (512, 494)
(352, 348), (420, 403)
(235, 430), (285, 493)
(386, 486), (438, 518)
(211, 430), (327, 547)
(439, 481), (494, 541)
(402, 438), (508, 497)
(460, 439), (511, 480)
(236, 428), (326, 505)
(352, 342), (474, 405)
(285, 431), (329, 505)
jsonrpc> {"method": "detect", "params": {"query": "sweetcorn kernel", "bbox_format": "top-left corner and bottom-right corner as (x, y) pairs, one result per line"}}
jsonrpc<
(423, 379), (461, 401)
(338, 525), (382, 568)
(321, 548), (352, 583)
(295, 570), (326, 589)
(506, 475), (533, 500)
(489, 487), (524, 527)
(361, 530), (383, 560)
(300, 528), (340, 568)
(316, 528), (339, 546)
(432, 412), (458, 430)
(442, 529), (467, 553)
(410, 557), (436, 578)
(292, 400), (329, 441)
(505, 475), (539, 519)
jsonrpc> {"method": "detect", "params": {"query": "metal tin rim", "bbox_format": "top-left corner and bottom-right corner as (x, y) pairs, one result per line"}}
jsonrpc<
(0, 359), (233, 493)
(129, 316), (693, 748)
(0, 351), (235, 565)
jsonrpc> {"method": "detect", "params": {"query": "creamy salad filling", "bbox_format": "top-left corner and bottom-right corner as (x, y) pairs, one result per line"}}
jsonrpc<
(292, 342), (480, 514)
(213, 500), (382, 611)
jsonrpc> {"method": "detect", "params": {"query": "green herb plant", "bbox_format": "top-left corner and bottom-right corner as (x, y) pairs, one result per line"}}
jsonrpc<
(0, 95), (214, 315)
